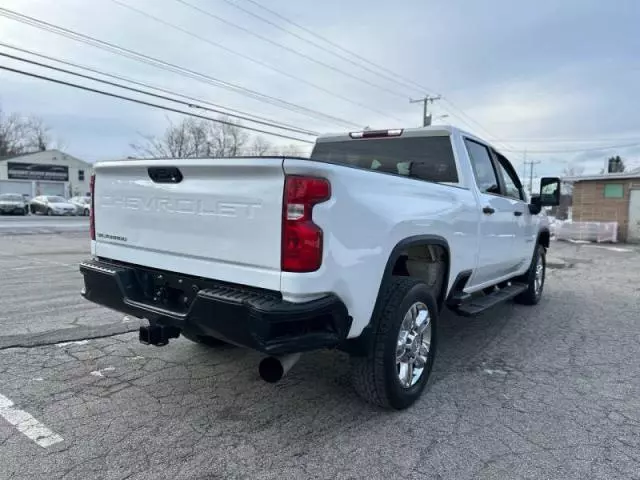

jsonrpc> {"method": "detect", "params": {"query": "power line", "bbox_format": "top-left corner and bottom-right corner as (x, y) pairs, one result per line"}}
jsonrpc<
(0, 50), (320, 139)
(485, 136), (640, 144)
(0, 64), (315, 144)
(237, 0), (434, 94)
(172, 0), (409, 100)
(0, 6), (360, 128)
(502, 142), (640, 154)
(0, 43), (318, 137)
(217, 0), (424, 96)
(109, 0), (404, 122)
(232, 0), (514, 149)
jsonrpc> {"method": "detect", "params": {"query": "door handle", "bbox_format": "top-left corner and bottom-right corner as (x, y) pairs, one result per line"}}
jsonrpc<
(482, 206), (495, 215)
(514, 211), (523, 216)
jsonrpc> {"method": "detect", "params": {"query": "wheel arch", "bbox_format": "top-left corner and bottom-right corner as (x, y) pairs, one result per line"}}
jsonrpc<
(538, 228), (550, 249)
(342, 235), (451, 357)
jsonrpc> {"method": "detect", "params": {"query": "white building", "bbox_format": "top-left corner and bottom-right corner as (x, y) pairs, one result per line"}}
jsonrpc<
(0, 150), (92, 198)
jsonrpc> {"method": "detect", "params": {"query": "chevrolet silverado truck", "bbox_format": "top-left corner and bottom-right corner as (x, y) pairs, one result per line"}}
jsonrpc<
(80, 125), (560, 410)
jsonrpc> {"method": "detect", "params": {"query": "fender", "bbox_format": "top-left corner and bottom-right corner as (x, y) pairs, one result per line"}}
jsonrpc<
(538, 228), (550, 248)
(341, 235), (451, 357)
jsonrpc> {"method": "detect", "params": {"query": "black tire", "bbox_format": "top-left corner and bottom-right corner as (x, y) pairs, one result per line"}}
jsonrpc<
(47, 208), (53, 216)
(515, 244), (546, 305)
(181, 329), (232, 347)
(350, 277), (438, 410)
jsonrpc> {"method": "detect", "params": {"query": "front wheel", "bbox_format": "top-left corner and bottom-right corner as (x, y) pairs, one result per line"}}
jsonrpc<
(47, 208), (54, 216)
(351, 277), (438, 410)
(515, 244), (546, 305)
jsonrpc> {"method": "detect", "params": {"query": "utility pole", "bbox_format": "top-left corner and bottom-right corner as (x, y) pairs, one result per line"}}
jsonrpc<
(409, 95), (441, 127)
(523, 156), (541, 196)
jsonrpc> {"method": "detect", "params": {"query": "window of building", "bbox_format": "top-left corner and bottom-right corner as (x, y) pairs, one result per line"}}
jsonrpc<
(78, 169), (85, 181)
(603, 184), (624, 198)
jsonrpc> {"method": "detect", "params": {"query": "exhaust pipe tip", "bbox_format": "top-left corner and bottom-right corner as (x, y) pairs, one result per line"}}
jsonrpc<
(258, 353), (301, 383)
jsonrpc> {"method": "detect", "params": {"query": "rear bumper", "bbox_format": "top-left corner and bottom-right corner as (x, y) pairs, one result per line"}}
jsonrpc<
(79, 259), (351, 355)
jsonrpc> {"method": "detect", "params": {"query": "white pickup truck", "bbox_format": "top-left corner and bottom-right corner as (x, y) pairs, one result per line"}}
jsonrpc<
(80, 125), (560, 409)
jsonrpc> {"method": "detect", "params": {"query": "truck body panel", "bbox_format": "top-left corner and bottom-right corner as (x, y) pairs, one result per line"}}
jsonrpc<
(92, 158), (285, 291)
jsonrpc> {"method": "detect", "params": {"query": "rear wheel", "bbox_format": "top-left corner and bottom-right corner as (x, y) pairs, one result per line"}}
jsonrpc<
(181, 329), (232, 347)
(515, 244), (546, 305)
(351, 277), (438, 410)
(47, 208), (53, 216)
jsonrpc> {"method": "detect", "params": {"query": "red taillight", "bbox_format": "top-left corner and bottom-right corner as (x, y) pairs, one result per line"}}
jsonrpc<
(89, 173), (95, 241)
(282, 175), (331, 273)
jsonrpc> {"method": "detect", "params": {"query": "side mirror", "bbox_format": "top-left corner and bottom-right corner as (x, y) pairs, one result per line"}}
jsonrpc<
(539, 177), (561, 206)
(528, 194), (542, 214)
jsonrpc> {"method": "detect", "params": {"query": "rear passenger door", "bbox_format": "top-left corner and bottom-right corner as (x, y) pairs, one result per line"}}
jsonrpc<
(464, 139), (521, 287)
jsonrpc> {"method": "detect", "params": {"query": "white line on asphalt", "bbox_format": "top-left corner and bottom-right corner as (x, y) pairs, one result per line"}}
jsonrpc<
(56, 340), (89, 347)
(0, 393), (63, 448)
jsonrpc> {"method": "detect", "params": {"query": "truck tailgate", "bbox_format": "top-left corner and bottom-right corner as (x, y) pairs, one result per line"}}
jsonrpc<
(92, 158), (285, 290)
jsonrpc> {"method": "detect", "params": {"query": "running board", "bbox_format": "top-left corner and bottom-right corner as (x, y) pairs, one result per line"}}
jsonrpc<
(453, 283), (528, 316)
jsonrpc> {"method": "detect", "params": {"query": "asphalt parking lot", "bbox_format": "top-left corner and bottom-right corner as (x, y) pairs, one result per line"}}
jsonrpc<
(0, 230), (639, 480)
(0, 215), (89, 235)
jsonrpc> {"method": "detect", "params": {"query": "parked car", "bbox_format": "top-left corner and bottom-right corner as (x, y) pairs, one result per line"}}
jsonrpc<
(30, 195), (78, 216)
(0, 193), (29, 215)
(79, 125), (560, 409)
(70, 196), (91, 216)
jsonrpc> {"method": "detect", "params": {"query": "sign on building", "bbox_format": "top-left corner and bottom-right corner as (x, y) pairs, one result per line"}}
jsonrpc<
(7, 162), (69, 181)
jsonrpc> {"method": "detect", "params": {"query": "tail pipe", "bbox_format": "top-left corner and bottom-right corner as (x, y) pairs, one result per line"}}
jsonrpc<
(258, 353), (301, 383)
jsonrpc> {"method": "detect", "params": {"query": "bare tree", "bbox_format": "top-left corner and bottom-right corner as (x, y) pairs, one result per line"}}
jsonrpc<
(132, 116), (249, 158)
(0, 106), (64, 156)
(206, 116), (248, 157)
(245, 136), (272, 156)
(277, 143), (309, 157)
(25, 116), (52, 152)
(0, 107), (30, 156)
(561, 164), (585, 195)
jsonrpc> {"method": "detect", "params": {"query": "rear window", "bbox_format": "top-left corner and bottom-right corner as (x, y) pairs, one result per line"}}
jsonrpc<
(310, 136), (458, 183)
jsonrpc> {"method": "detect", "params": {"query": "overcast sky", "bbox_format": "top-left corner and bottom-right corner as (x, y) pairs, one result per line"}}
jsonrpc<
(1, 0), (639, 178)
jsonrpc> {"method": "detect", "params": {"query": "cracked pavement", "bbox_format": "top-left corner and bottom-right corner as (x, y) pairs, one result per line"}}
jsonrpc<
(0, 235), (639, 479)
(0, 233), (142, 349)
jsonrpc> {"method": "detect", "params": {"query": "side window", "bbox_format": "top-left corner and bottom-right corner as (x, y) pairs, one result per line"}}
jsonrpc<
(464, 139), (500, 194)
(78, 170), (85, 182)
(493, 153), (524, 200)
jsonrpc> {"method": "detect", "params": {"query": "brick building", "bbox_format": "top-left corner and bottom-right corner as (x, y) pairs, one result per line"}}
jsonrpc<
(564, 173), (640, 243)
